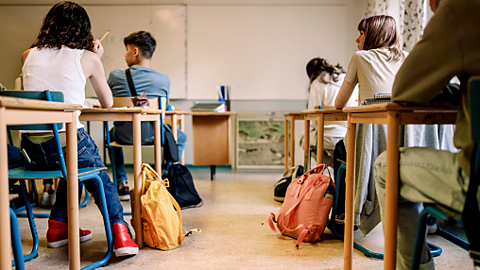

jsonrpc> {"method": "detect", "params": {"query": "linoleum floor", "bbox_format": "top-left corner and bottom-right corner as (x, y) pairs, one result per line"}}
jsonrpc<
(16, 166), (472, 270)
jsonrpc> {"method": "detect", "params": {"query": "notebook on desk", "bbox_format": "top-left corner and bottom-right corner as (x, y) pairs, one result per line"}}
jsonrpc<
(190, 102), (226, 112)
(360, 93), (392, 106)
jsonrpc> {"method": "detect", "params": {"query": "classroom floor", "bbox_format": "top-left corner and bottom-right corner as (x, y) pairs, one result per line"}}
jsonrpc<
(15, 166), (472, 270)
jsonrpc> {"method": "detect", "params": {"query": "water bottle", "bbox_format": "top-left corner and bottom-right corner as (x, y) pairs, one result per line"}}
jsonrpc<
(324, 185), (335, 200)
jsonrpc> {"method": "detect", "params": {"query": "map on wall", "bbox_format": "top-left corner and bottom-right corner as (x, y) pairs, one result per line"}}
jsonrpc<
(237, 118), (284, 168)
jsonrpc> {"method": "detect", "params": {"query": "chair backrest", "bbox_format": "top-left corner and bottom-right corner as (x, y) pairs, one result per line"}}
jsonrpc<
(0, 90), (67, 176)
(0, 90), (63, 130)
(463, 76), (480, 266)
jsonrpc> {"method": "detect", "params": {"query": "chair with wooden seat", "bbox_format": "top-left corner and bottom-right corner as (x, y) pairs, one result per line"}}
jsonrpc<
(0, 90), (113, 270)
(104, 96), (167, 191)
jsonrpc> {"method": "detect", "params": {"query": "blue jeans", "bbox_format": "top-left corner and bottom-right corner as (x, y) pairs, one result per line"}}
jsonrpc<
(109, 123), (187, 186)
(20, 128), (128, 228)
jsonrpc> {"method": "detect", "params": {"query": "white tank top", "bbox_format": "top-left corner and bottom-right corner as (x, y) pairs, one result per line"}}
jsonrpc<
(22, 46), (86, 129)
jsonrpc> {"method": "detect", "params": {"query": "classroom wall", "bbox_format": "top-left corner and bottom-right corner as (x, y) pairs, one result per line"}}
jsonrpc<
(0, 0), (368, 166)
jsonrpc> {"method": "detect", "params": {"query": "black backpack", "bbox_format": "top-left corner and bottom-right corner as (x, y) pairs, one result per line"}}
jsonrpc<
(274, 165), (303, 202)
(164, 164), (203, 209)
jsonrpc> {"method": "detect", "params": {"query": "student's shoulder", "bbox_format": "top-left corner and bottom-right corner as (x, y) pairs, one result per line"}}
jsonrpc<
(353, 49), (379, 59)
(109, 68), (126, 78)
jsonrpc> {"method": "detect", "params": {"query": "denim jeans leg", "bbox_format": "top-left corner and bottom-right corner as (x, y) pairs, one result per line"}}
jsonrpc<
(49, 128), (128, 229)
(176, 129), (187, 159)
(110, 146), (129, 187)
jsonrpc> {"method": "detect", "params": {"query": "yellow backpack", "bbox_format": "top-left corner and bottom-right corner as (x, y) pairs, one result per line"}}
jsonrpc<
(135, 163), (199, 250)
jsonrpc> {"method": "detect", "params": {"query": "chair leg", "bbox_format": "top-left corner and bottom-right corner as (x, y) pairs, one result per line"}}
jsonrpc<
(79, 184), (90, 209)
(10, 208), (25, 270)
(17, 180), (39, 263)
(79, 174), (113, 270)
(411, 208), (431, 270)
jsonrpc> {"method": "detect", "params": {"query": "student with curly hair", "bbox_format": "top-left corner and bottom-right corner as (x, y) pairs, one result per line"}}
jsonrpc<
(17, 1), (138, 258)
(304, 57), (357, 166)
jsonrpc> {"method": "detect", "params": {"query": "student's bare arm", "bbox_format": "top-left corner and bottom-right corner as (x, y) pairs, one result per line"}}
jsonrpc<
(335, 80), (355, 109)
(81, 50), (113, 108)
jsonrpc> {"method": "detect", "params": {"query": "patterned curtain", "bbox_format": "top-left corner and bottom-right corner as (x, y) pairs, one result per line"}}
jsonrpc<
(400, 0), (427, 51)
(364, 0), (427, 52)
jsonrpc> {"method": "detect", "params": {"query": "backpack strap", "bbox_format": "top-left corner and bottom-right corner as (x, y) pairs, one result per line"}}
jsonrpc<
(125, 68), (138, 97)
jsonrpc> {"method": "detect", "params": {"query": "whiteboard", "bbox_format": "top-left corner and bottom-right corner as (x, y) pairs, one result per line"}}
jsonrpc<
(187, 5), (349, 100)
(0, 5), (186, 99)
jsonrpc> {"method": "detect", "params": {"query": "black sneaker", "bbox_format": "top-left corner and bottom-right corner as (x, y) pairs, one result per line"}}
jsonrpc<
(118, 186), (130, 201)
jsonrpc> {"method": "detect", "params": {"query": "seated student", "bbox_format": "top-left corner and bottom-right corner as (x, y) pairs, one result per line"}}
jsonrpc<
(333, 15), (455, 234)
(15, 1), (138, 258)
(303, 57), (357, 166)
(374, 0), (480, 269)
(107, 30), (187, 201)
(333, 15), (409, 233)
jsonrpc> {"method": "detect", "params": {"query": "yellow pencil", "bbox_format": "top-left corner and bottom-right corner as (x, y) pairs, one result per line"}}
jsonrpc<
(99, 30), (110, 42)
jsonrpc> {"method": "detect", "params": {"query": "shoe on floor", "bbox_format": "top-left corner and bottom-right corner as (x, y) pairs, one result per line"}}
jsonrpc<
(40, 191), (56, 208)
(113, 223), (138, 257)
(47, 219), (92, 248)
(427, 222), (438, 234)
(118, 186), (130, 201)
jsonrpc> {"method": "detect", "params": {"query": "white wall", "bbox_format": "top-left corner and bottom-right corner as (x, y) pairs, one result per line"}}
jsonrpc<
(0, 0), (368, 166)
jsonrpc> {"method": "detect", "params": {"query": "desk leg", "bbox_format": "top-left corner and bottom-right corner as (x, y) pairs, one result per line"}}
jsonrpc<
(66, 114), (80, 270)
(284, 116), (289, 172)
(344, 115), (356, 270)
(0, 108), (11, 270)
(133, 114), (143, 248)
(289, 115), (295, 171)
(384, 111), (400, 270)
(304, 115), (310, 171)
(317, 114), (324, 166)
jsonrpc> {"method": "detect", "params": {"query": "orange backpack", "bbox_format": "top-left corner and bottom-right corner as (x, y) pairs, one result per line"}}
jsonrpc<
(132, 163), (199, 250)
(264, 164), (334, 248)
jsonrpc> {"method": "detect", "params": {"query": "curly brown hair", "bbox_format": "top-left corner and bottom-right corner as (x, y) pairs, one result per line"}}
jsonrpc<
(32, 1), (94, 51)
(306, 57), (345, 85)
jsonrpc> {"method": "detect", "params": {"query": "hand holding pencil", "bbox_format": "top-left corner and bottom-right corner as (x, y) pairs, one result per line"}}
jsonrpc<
(93, 30), (109, 58)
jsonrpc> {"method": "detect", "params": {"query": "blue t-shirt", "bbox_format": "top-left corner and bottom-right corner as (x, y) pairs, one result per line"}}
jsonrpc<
(108, 65), (170, 144)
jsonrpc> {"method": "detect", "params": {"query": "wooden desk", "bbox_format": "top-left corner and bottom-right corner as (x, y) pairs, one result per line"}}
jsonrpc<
(0, 97), (81, 270)
(284, 109), (346, 172)
(80, 107), (163, 248)
(342, 103), (457, 270)
(303, 109), (347, 171)
(184, 112), (236, 180)
(165, 110), (186, 165)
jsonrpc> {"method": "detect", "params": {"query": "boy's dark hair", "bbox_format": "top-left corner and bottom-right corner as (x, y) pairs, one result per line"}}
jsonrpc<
(124, 31), (156, 59)
(33, 1), (94, 51)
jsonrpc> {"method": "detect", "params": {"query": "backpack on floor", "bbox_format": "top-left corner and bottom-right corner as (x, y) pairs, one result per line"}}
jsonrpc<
(164, 164), (203, 209)
(131, 163), (199, 250)
(274, 165), (304, 202)
(264, 164), (334, 249)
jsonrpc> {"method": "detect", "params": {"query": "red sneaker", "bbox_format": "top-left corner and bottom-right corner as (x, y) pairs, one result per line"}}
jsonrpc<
(112, 223), (139, 257)
(47, 219), (92, 248)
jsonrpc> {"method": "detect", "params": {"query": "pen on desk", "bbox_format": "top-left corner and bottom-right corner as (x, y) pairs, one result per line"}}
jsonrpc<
(99, 30), (110, 42)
